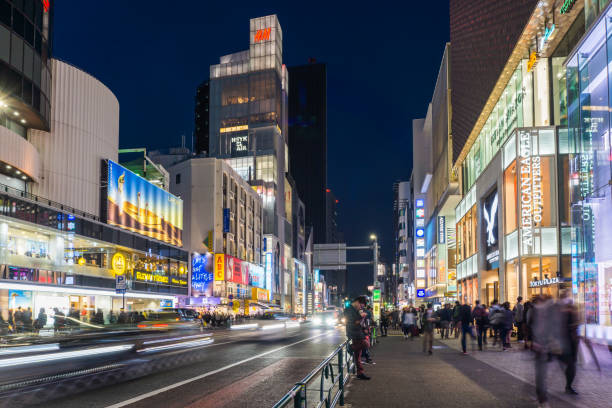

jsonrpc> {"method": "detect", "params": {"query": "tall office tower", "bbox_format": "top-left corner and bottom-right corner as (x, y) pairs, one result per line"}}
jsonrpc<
(450, 0), (537, 162)
(208, 15), (291, 307)
(288, 62), (328, 243)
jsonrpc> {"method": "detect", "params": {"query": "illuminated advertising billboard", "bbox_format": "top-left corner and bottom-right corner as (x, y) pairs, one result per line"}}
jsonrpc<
(223, 255), (264, 287)
(192, 253), (214, 297)
(106, 160), (183, 246)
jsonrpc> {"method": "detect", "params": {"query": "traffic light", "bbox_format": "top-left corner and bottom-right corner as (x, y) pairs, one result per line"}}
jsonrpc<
(344, 299), (351, 308)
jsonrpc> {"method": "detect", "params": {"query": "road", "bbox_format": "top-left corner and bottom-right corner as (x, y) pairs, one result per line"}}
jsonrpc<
(32, 326), (345, 408)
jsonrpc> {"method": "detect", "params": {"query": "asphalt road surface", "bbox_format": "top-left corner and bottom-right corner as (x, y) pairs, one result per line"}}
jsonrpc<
(35, 326), (345, 408)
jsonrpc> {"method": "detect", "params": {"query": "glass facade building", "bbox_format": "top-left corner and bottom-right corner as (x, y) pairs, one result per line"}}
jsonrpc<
(0, 187), (188, 326)
(0, 0), (52, 133)
(209, 15), (291, 306)
(566, 3), (612, 341)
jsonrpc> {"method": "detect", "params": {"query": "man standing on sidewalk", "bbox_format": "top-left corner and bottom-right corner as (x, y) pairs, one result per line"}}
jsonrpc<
(513, 296), (524, 342)
(344, 296), (370, 380)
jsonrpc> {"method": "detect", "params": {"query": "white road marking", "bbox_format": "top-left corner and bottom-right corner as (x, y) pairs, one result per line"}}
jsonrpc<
(105, 332), (331, 408)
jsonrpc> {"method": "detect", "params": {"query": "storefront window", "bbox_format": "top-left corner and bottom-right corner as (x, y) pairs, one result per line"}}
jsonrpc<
(503, 160), (517, 233)
(506, 261), (519, 307)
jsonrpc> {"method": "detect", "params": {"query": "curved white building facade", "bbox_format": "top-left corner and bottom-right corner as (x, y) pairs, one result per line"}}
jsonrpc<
(29, 59), (119, 218)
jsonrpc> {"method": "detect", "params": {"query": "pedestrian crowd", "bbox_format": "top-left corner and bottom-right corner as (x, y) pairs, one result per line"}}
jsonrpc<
(351, 290), (582, 408)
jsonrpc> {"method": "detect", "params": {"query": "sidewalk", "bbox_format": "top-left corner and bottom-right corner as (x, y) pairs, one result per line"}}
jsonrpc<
(343, 333), (595, 408)
(438, 333), (612, 408)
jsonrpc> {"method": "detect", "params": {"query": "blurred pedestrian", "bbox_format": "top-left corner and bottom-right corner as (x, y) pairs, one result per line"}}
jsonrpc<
(439, 303), (452, 339)
(459, 301), (476, 354)
(422, 303), (437, 355)
(452, 301), (461, 338)
(380, 311), (389, 336)
(344, 296), (370, 380)
(488, 300), (504, 346)
(34, 307), (47, 332)
(558, 290), (579, 395)
(532, 295), (557, 407)
(401, 307), (415, 340)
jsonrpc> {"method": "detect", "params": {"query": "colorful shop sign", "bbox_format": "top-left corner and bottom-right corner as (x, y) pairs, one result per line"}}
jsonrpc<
(252, 287), (270, 302)
(214, 253), (225, 281)
(111, 252), (126, 276)
(134, 271), (169, 284)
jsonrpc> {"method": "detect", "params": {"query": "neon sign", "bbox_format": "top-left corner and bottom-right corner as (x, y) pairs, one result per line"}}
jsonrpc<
(527, 52), (537, 73)
(540, 24), (555, 50)
(254, 28), (271, 43)
(41, 0), (50, 13)
(560, 0), (576, 14)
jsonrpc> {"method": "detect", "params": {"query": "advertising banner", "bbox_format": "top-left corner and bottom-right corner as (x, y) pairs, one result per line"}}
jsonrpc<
(249, 264), (265, 289)
(9, 290), (32, 310)
(192, 252), (214, 297)
(265, 253), (273, 293)
(106, 160), (183, 246)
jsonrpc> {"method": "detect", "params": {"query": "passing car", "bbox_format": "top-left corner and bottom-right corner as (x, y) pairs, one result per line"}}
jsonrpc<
(136, 309), (200, 330)
(311, 311), (340, 328)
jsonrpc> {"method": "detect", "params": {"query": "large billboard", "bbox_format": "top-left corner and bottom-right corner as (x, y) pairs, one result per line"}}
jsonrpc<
(224, 255), (264, 287)
(106, 160), (183, 246)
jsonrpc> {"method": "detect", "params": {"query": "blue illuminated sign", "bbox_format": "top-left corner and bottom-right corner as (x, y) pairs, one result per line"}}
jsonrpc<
(416, 228), (425, 238)
(416, 289), (425, 298)
(416, 199), (424, 208)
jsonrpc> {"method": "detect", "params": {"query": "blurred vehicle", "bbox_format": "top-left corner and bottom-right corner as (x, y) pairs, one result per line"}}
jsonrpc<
(311, 311), (340, 327)
(137, 310), (200, 330)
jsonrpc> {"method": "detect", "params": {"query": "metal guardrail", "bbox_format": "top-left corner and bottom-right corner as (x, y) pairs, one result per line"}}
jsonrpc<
(273, 339), (355, 408)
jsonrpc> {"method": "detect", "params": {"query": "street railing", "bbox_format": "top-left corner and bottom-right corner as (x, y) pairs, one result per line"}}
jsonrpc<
(272, 339), (355, 408)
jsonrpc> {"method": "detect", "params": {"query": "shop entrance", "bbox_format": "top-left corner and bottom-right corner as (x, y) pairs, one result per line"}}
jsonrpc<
(482, 268), (499, 305)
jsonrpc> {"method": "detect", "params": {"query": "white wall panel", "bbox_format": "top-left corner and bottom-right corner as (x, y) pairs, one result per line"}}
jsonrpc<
(0, 125), (41, 182)
(29, 59), (119, 217)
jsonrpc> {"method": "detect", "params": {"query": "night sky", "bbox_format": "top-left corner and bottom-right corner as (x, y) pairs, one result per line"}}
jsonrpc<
(54, 1), (450, 296)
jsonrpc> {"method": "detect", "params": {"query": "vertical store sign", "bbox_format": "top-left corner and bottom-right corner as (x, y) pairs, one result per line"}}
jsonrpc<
(223, 209), (230, 233)
(265, 253), (273, 293)
(519, 130), (543, 255)
(437, 216), (446, 244)
(214, 253), (225, 281)
(415, 199), (426, 289)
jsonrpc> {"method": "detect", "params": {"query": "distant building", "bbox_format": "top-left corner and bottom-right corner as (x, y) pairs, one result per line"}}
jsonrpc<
(194, 81), (209, 155)
(288, 63), (329, 244)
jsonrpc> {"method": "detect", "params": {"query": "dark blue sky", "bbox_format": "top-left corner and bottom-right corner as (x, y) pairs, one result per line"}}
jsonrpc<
(54, 1), (450, 295)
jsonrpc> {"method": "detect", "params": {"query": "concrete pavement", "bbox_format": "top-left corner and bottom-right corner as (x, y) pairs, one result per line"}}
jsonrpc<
(344, 334), (576, 408)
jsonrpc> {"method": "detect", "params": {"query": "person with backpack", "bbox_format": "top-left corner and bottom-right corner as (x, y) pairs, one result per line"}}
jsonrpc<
(501, 302), (514, 350)
(488, 299), (504, 348)
(472, 300), (488, 350)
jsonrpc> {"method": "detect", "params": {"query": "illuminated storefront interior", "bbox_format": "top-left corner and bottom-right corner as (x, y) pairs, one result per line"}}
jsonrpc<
(566, 4), (612, 341)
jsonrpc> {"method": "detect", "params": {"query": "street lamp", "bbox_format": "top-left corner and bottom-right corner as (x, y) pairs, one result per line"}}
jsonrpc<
(370, 234), (377, 241)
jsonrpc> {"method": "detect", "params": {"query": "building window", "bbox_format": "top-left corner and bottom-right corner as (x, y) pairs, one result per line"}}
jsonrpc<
(175, 173), (181, 185)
